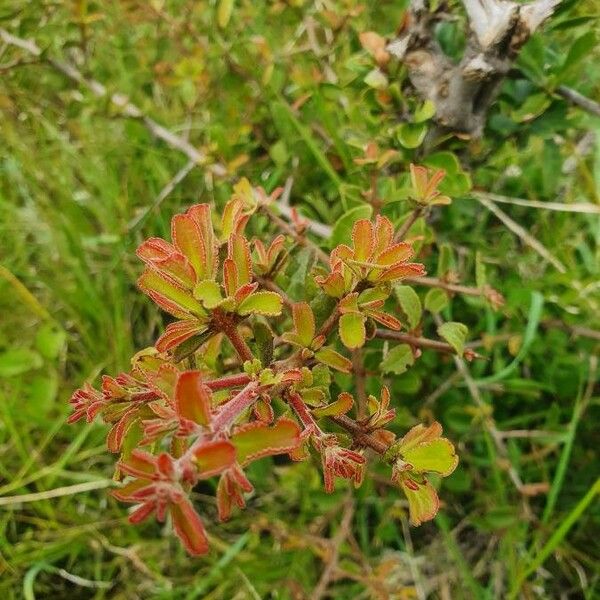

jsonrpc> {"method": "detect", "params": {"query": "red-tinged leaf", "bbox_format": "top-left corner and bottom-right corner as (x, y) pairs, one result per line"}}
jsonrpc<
(339, 292), (360, 314)
(313, 392), (353, 417)
(339, 313), (366, 349)
(365, 309), (403, 330)
(137, 238), (197, 289)
(377, 262), (426, 283)
(138, 269), (205, 317)
(156, 452), (175, 478)
(234, 282), (259, 306)
(170, 498), (210, 555)
(222, 258), (238, 297)
(129, 500), (157, 524)
(187, 204), (218, 278)
(112, 479), (151, 502)
(172, 213), (206, 281)
(399, 476), (440, 526)
(175, 371), (212, 426)
(398, 422), (443, 452)
(119, 449), (157, 478)
(228, 233), (252, 287)
(352, 219), (374, 261)
(221, 198), (244, 240)
(291, 302), (315, 347)
(253, 398), (274, 423)
(217, 464), (253, 521)
(193, 440), (236, 477)
(314, 346), (352, 372)
(410, 164), (429, 199)
(237, 291), (283, 316)
(254, 238), (267, 264)
(374, 242), (414, 266)
(231, 417), (301, 465)
(373, 215), (393, 255)
(156, 320), (206, 353)
(315, 271), (346, 298)
(107, 407), (139, 453)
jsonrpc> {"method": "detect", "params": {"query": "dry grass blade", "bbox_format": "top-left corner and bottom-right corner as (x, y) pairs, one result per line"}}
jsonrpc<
(0, 480), (113, 507)
(475, 194), (567, 273)
(473, 191), (600, 214)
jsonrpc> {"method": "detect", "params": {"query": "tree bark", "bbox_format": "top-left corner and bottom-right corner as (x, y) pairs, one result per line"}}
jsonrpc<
(387, 0), (561, 137)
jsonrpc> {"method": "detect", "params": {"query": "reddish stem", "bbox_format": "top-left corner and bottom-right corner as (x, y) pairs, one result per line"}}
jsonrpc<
(213, 309), (254, 363)
(204, 373), (252, 391)
(286, 391), (323, 435)
(211, 381), (261, 433)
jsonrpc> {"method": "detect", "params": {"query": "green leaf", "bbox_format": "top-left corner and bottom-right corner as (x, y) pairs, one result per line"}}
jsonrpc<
(397, 122), (427, 149)
(437, 322), (468, 355)
(314, 346), (352, 372)
(238, 291), (283, 316)
(232, 418), (300, 464)
(424, 288), (449, 313)
(380, 344), (414, 375)
(313, 392), (353, 417)
(330, 204), (372, 248)
(399, 477), (440, 526)
(252, 322), (274, 366)
(0, 348), (43, 377)
(402, 439), (458, 476)
(339, 313), (366, 349)
(173, 330), (212, 363)
(413, 100), (436, 123)
(394, 285), (422, 330)
(194, 279), (223, 309)
(35, 324), (66, 360)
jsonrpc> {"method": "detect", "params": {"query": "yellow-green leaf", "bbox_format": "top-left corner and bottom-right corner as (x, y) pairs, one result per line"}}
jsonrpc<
(394, 285), (422, 330)
(437, 321), (468, 355)
(314, 347), (352, 373)
(399, 477), (440, 526)
(381, 344), (414, 375)
(339, 313), (366, 349)
(238, 291), (283, 316)
(401, 439), (458, 477)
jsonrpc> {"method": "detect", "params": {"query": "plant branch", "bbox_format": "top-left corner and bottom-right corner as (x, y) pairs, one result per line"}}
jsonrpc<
(329, 415), (390, 455)
(394, 207), (424, 242)
(204, 373), (253, 391)
(260, 204), (329, 265)
(557, 85), (600, 118)
(210, 382), (261, 433)
(375, 329), (478, 359)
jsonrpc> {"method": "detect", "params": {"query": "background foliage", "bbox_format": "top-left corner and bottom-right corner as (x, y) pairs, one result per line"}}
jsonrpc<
(1, 0), (599, 597)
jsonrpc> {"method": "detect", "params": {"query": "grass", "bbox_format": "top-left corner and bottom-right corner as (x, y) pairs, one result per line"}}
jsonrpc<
(1, 0), (600, 597)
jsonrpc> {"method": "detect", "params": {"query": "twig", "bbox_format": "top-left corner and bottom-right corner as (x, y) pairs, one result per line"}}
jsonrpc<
(329, 415), (389, 455)
(261, 204), (329, 264)
(557, 85), (600, 118)
(312, 498), (355, 600)
(475, 193), (567, 273)
(394, 207), (424, 242)
(375, 329), (469, 356)
(0, 28), (225, 176)
(128, 159), (196, 231)
(542, 320), (600, 342)
(351, 349), (368, 420)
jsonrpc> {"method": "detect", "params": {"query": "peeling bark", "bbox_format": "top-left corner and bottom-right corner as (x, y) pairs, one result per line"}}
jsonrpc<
(388, 0), (561, 137)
